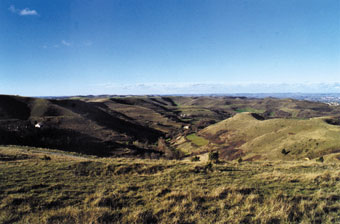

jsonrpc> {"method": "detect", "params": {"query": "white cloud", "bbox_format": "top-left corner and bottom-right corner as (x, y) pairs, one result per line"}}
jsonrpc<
(8, 5), (38, 16)
(20, 8), (38, 16)
(41, 40), (70, 49)
(61, 40), (71, 46)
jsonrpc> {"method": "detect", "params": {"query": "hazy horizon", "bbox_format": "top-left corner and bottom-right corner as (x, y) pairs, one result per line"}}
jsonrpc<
(1, 0), (339, 96)
(7, 82), (340, 97)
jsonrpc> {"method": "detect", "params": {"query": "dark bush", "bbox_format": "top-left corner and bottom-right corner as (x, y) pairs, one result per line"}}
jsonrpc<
(209, 151), (219, 163)
(281, 148), (290, 155)
(191, 156), (200, 162)
(41, 155), (51, 161)
(316, 156), (324, 163)
(204, 162), (213, 172)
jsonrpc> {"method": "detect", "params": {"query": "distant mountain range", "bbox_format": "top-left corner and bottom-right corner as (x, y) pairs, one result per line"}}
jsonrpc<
(42, 93), (340, 105)
(222, 93), (340, 104)
(27, 82), (340, 98)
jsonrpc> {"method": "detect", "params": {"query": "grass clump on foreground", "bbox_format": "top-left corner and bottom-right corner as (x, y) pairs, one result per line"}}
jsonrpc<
(0, 146), (339, 223)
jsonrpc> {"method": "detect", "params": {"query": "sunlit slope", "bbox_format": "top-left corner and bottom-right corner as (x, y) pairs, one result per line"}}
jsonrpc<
(1, 145), (339, 223)
(179, 113), (340, 161)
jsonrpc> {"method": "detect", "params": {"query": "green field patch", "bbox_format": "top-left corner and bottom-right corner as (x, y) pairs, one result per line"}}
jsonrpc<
(186, 134), (209, 146)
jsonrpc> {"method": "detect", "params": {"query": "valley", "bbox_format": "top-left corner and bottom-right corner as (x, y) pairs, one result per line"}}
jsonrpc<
(0, 95), (340, 223)
(1, 94), (340, 161)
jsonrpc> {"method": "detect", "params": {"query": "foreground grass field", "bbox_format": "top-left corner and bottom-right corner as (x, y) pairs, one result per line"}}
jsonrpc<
(0, 146), (339, 224)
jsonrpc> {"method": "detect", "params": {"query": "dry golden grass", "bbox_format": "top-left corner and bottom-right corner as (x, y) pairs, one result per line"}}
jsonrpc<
(0, 145), (339, 223)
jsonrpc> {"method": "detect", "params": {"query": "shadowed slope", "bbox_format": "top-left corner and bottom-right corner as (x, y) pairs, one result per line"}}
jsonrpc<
(0, 95), (31, 120)
(0, 95), (165, 157)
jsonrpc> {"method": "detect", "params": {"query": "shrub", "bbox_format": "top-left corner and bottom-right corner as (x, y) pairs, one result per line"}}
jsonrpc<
(281, 148), (290, 155)
(238, 157), (243, 163)
(191, 156), (200, 162)
(204, 162), (213, 172)
(41, 155), (51, 161)
(208, 151), (219, 163)
(316, 156), (324, 163)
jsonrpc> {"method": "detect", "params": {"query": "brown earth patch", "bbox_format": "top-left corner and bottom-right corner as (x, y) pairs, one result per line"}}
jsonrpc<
(244, 155), (262, 161)
(202, 130), (229, 144)
(220, 141), (245, 161)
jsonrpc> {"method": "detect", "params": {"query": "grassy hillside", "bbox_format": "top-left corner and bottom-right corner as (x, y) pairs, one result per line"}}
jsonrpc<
(1, 94), (340, 158)
(171, 96), (340, 120)
(0, 145), (339, 223)
(174, 113), (340, 162)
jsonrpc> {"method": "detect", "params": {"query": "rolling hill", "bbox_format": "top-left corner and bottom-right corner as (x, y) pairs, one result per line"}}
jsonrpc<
(1, 95), (340, 223)
(1, 94), (340, 160)
(174, 112), (340, 162)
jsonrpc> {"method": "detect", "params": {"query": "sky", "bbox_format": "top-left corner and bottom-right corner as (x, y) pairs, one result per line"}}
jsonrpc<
(1, 0), (340, 96)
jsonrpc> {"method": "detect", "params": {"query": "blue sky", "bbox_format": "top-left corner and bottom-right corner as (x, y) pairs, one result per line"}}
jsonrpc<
(1, 0), (339, 96)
